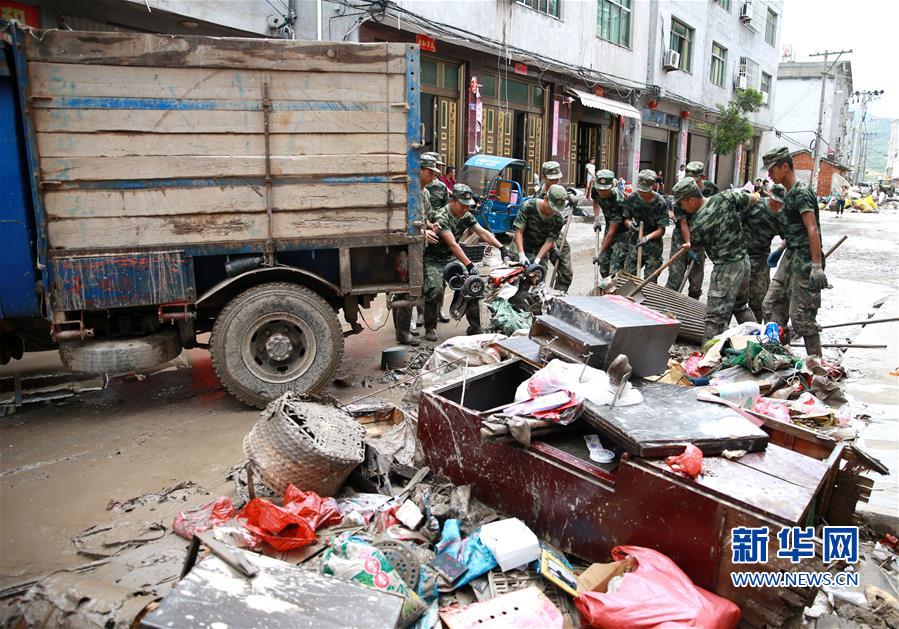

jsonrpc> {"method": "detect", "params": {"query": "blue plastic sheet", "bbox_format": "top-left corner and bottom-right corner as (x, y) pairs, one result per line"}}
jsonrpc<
(434, 519), (498, 589)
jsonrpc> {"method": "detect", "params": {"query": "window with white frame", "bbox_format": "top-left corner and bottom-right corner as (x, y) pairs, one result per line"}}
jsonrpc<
(737, 57), (759, 90)
(517, 0), (560, 18)
(765, 8), (778, 45)
(760, 72), (772, 103)
(669, 18), (694, 72)
(710, 42), (727, 87)
(596, 0), (631, 47)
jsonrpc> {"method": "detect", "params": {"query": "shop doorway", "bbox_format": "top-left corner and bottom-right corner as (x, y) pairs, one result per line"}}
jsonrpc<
(576, 123), (600, 187)
(421, 56), (461, 168)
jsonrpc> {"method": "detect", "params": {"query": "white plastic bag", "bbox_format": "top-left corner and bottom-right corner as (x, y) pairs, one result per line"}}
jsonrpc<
(514, 359), (642, 407)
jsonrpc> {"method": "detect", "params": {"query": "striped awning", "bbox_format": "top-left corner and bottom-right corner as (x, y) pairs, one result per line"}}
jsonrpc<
(571, 89), (640, 119)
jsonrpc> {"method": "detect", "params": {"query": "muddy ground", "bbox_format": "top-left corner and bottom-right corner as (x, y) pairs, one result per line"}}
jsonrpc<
(1, 205), (897, 603)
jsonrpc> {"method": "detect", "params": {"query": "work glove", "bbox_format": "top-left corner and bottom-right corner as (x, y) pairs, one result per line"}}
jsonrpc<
(499, 246), (512, 262)
(533, 256), (542, 267)
(593, 255), (602, 265)
(593, 222), (602, 232)
(466, 263), (478, 275)
(767, 248), (784, 268)
(518, 252), (529, 265)
(687, 250), (701, 264)
(626, 221), (640, 233)
(635, 236), (650, 248)
(809, 262), (828, 290)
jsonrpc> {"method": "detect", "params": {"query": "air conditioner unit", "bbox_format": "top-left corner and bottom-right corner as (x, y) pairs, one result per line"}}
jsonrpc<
(761, 92), (769, 104)
(740, 1), (752, 22)
(735, 75), (748, 89)
(662, 49), (681, 71)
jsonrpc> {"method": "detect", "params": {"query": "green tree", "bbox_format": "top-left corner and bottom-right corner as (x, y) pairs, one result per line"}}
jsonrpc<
(710, 89), (764, 156)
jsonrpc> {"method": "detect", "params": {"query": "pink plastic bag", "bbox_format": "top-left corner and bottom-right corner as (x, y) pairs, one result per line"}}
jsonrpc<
(666, 444), (703, 479)
(682, 353), (707, 378)
(753, 398), (791, 423)
(575, 546), (740, 628)
(173, 497), (237, 540)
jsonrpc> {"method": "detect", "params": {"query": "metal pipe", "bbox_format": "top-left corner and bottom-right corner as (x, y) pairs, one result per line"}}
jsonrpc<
(790, 343), (887, 349)
(820, 316), (899, 329)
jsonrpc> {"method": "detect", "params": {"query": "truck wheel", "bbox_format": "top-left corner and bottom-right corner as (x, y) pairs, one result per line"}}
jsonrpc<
(59, 329), (181, 374)
(210, 282), (343, 408)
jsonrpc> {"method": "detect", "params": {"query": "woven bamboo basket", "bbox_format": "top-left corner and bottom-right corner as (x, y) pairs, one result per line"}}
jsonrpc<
(243, 393), (365, 496)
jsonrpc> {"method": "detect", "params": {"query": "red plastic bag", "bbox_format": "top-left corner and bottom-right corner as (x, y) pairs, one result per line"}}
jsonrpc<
(173, 497), (237, 540)
(666, 444), (703, 479)
(575, 546), (740, 628)
(682, 353), (707, 378)
(237, 484), (340, 551)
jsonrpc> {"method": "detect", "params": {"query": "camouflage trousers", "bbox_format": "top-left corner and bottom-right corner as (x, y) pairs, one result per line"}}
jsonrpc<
(624, 238), (663, 282)
(704, 255), (755, 341)
(608, 235), (632, 275)
(423, 257), (480, 332)
(747, 254), (771, 322)
(664, 229), (706, 299)
(762, 249), (820, 338)
(596, 235), (628, 277)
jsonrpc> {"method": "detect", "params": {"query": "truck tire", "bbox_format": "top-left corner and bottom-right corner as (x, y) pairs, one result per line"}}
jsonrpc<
(59, 329), (181, 374)
(210, 282), (344, 408)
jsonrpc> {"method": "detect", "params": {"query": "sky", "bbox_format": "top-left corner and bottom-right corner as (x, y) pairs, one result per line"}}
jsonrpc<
(781, 0), (899, 120)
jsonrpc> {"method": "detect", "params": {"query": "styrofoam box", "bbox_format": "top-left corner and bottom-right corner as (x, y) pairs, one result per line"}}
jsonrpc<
(479, 517), (541, 571)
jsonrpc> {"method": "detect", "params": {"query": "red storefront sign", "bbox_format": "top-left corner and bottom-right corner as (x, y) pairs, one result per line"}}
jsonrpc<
(415, 34), (436, 53)
(513, 62), (528, 75)
(0, 1), (40, 27)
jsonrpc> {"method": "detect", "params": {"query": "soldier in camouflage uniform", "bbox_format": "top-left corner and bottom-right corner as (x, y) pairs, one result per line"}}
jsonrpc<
(665, 162), (707, 298)
(590, 169), (628, 276)
(672, 178), (759, 341)
(533, 161), (574, 292)
(511, 185), (567, 307)
(423, 151), (450, 209)
(761, 185), (792, 340)
(740, 183), (785, 321)
(622, 170), (670, 280)
(423, 183), (507, 341)
(763, 146), (828, 356)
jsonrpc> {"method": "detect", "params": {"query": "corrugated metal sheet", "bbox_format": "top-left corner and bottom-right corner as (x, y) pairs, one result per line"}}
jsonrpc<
(608, 273), (706, 342)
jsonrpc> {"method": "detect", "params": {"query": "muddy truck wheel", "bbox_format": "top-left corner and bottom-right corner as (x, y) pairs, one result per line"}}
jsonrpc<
(59, 329), (181, 374)
(210, 282), (344, 408)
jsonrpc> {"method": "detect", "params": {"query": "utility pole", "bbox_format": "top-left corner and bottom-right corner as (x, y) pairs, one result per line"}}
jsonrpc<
(849, 90), (885, 182)
(809, 49), (851, 195)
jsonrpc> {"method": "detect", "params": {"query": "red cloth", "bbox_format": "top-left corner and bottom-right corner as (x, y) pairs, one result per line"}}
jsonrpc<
(440, 175), (456, 189)
(237, 484), (342, 551)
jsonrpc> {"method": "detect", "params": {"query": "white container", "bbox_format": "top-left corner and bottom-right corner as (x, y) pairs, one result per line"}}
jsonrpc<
(479, 518), (541, 571)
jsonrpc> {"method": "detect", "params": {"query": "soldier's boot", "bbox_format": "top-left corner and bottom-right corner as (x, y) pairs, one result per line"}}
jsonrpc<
(803, 334), (822, 357)
(392, 307), (419, 346)
(424, 300), (439, 342)
(465, 300), (483, 336)
(703, 322), (723, 345)
(439, 311), (451, 323)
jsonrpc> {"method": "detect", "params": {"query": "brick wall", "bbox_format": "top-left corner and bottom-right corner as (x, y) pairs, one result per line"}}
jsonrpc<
(791, 151), (847, 196)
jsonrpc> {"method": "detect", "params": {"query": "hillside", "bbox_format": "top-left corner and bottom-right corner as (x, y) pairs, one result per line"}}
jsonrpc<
(860, 116), (893, 182)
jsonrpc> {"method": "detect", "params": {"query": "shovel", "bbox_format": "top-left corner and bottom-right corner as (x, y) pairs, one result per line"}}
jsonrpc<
(590, 226), (603, 296)
(677, 258), (696, 294)
(621, 244), (690, 302)
(635, 222), (644, 279)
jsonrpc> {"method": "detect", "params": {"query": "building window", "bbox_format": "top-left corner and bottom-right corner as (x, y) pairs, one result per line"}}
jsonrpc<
(714, 0), (731, 10)
(480, 74), (497, 99)
(669, 18), (694, 72)
(709, 42), (727, 87)
(737, 56), (759, 90)
(765, 8), (777, 45)
(517, 0), (560, 18)
(596, 0), (631, 47)
(760, 72), (772, 104)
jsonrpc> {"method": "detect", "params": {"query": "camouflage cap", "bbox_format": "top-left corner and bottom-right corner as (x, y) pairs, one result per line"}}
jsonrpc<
(420, 154), (442, 174)
(769, 183), (786, 203)
(541, 161), (563, 180)
(672, 177), (702, 201)
(451, 183), (476, 206)
(685, 161), (705, 177)
(546, 184), (568, 211)
(635, 169), (657, 192)
(701, 180), (720, 196)
(762, 146), (791, 168)
(422, 151), (446, 167)
(596, 168), (615, 190)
